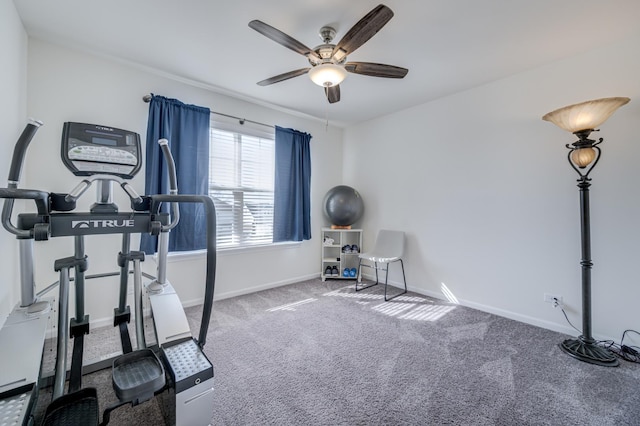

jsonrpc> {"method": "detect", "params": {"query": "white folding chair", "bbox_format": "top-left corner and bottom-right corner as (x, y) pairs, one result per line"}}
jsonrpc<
(356, 230), (407, 301)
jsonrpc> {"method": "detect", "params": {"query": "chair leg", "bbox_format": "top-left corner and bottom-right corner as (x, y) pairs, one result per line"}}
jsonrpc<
(355, 259), (379, 292)
(384, 259), (408, 301)
(400, 259), (407, 293)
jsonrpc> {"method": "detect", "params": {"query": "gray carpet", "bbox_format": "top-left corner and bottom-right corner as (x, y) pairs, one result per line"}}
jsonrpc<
(36, 279), (640, 425)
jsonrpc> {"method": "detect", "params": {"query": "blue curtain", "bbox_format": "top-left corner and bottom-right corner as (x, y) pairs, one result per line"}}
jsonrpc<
(140, 94), (211, 254)
(273, 126), (312, 242)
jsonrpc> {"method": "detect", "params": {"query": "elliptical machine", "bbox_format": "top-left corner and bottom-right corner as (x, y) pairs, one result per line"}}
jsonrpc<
(0, 120), (217, 425)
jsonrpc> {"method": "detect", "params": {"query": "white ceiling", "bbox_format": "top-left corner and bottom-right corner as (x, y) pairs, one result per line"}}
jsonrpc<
(14, 0), (640, 127)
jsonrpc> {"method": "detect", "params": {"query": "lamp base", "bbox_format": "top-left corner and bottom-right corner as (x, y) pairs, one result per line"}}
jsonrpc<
(560, 336), (619, 367)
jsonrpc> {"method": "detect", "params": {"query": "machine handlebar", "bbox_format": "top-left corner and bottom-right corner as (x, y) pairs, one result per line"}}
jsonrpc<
(64, 179), (92, 203)
(2, 120), (47, 238)
(157, 139), (180, 231)
(0, 188), (50, 238)
(8, 119), (42, 184)
(63, 175), (143, 207)
(150, 194), (216, 349)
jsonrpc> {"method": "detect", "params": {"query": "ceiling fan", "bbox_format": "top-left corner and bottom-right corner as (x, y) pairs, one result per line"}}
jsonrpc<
(248, 4), (408, 104)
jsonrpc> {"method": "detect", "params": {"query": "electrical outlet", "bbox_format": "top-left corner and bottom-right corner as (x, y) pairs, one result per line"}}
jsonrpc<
(544, 293), (563, 307)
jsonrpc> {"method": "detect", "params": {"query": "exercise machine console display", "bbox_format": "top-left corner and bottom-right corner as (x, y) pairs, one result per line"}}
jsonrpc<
(0, 119), (217, 425)
(62, 122), (141, 178)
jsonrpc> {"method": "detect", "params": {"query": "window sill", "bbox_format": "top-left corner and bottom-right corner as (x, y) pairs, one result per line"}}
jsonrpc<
(155, 241), (303, 263)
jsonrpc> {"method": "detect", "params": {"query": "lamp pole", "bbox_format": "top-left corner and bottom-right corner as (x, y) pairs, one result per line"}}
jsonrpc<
(578, 176), (593, 343)
(559, 134), (618, 366)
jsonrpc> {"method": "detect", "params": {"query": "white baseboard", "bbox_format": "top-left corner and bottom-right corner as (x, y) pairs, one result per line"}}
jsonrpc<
(89, 317), (114, 330)
(359, 272), (615, 341)
(85, 272), (321, 329)
(211, 273), (320, 302)
(412, 286), (580, 338)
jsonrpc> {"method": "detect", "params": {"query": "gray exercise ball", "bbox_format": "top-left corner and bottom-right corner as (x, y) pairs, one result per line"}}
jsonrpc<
(323, 185), (364, 226)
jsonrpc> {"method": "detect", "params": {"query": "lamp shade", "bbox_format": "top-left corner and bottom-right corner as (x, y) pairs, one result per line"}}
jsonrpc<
(308, 63), (347, 87)
(542, 97), (630, 133)
(570, 147), (597, 168)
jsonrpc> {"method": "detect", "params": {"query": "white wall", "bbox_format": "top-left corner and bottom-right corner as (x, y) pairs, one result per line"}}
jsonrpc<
(19, 25), (639, 346)
(344, 31), (640, 343)
(23, 39), (342, 326)
(0, 1), (28, 322)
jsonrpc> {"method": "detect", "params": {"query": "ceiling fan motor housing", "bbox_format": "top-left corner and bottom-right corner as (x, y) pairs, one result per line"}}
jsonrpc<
(308, 43), (344, 66)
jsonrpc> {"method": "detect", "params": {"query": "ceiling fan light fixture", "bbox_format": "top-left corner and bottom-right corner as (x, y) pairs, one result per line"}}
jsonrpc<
(308, 63), (347, 87)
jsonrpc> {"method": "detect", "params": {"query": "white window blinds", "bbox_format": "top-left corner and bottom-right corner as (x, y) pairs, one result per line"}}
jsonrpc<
(209, 126), (275, 248)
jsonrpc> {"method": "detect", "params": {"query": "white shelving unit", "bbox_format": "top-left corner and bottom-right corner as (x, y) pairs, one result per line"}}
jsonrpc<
(321, 228), (363, 281)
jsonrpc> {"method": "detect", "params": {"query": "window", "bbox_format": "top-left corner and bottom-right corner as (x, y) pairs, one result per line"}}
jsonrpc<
(209, 123), (275, 248)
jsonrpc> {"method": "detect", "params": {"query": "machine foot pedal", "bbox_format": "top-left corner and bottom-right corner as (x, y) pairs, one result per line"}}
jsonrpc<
(42, 387), (98, 426)
(112, 348), (165, 404)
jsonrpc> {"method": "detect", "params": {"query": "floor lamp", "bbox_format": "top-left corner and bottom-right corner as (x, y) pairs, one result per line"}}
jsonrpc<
(542, 96), (630, 367)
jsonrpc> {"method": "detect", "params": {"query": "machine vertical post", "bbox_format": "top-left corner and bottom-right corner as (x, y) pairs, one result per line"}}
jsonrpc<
(53, 267), (70, 400)
(73, 235), (85, 320)
(133, 258), (146, 349)
(118, 234), (131, 312)
(156, 231), (169, 286)
(19, 238), (36, 307)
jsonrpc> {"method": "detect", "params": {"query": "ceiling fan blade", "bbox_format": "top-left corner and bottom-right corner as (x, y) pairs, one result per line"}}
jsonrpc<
(257, 68), (311, 86)
(345, 62), (408, 78)
(324, 85), (340, 104)
(331, 4), (394, 61)
(249, 20), (321, 62)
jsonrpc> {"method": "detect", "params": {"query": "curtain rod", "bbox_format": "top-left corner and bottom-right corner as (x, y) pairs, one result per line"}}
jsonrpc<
(142, 94), (275, 129)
